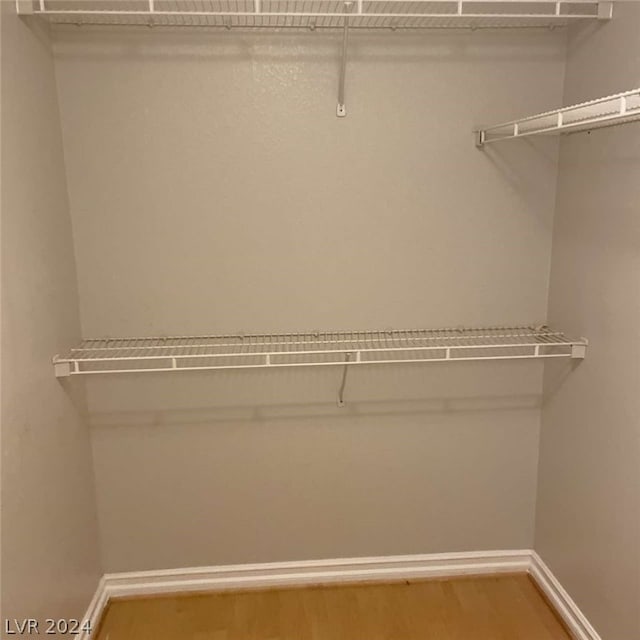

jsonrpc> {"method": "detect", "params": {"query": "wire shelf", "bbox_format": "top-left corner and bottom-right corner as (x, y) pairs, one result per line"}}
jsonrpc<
(22, 1), (610, 30)
(53, 325), (587, 376)
(477, 88), (640, 145)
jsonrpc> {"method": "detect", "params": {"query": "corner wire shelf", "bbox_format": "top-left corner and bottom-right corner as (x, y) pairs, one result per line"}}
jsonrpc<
(19, 0), (611, 31)
(53, 325), (587, 377)
(476, 88), (640, 146)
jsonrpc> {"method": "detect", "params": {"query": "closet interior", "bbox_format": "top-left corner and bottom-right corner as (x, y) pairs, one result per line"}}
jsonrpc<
(1, 1), (638, 639)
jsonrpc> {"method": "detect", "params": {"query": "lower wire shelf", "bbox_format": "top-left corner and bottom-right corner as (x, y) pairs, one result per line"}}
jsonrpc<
(53, 325), (587, 377)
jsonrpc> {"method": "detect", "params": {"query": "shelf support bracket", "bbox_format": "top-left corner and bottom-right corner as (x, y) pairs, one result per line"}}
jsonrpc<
(337, 2), (354, 118)
(337, 352), (352, 407)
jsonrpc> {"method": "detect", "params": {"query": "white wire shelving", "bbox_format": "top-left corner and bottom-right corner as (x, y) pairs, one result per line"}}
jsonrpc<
(476, 88), (640, 146)
(18, 0), (611, 30)
(53, 325), (587, 377)
(18, 0), (612, 118)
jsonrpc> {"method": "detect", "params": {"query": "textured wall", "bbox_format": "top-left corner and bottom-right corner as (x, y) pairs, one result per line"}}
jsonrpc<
(535, 5), (640, 639)
(0, 5), (101, 631)
(52, 27), (566, 571)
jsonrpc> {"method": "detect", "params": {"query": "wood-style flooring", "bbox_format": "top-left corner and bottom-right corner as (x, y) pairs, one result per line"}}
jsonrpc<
(96, 574), (570, 640)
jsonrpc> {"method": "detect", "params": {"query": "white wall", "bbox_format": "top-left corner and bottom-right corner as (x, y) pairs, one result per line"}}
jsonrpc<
(535, 4), (640, 639)
(52, 27), (567, 571)
(0, 5), (101, 630)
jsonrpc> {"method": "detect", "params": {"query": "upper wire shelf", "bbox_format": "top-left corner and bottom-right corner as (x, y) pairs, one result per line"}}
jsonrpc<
(19, 1), (611, 30)
(477, 88), (640, 146)
(53, 325), (587, 377)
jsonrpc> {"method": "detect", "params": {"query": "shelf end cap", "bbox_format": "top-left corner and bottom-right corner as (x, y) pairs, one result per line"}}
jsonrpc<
(571, 342), (588, 359)
(16, 0), (35, 15)
(54, 361), (72, 378)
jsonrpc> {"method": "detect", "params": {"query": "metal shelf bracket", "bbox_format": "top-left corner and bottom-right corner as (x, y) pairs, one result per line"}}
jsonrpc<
(337, 2), (353, 118)
(337, 352), (353, 407)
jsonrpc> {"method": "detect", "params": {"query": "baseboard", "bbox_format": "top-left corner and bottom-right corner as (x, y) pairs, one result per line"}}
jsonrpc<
(102, 549), (531, 599)
(529, 551), (602, 640)
(78, 549), (600, 640)
(76, 576), (108, 640)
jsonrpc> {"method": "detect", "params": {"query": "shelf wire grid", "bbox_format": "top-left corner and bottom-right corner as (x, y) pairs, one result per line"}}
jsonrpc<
(53, 325), (587, 376)
(29, 1), (607, 30)
(478, 88), (640, 145)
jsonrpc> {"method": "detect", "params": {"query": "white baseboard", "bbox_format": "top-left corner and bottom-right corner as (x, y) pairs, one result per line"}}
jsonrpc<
(103, 549), (530, 599)
(78, 549), (600, 640)
(76, 577), (108, 640)
(529, 551), (602, 640)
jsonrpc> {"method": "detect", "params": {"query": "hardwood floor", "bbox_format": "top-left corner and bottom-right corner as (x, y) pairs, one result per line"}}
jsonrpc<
(96, 574), (570, 640)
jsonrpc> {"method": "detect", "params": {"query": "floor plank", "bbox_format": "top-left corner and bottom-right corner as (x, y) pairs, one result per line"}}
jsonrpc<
(96, 574), (570, 640)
